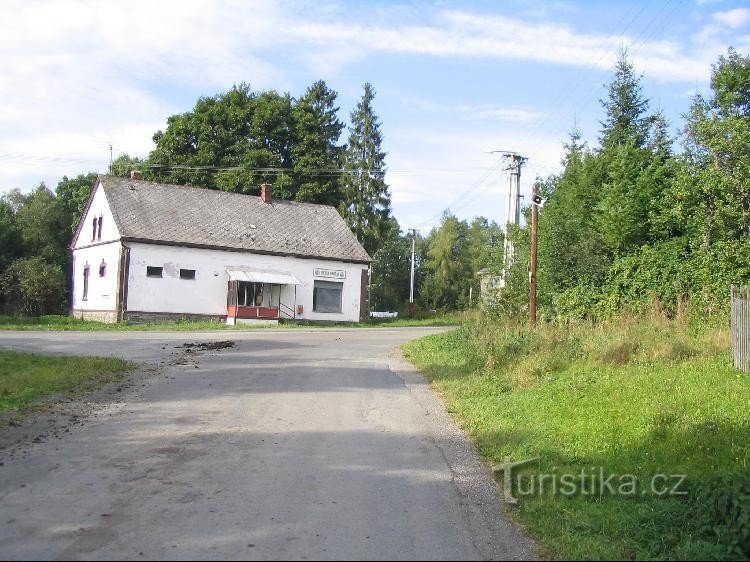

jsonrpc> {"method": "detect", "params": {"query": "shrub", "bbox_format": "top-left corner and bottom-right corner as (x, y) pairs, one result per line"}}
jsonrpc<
(0, 257), (67, 316)
(685, 472), (750, 560)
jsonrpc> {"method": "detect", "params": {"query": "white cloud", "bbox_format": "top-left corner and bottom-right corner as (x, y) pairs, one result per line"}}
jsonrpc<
(0, 0), (288, 190)
(396, 94), (542, 123)
(0, 0), (743, 200)
(713, 8), (750, 28)
(280, 7), (720, 84)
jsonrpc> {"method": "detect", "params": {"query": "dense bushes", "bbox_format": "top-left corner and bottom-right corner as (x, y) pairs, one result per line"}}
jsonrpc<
(0, 258), (67, 316)
(686, 472), (750, 560)
(492, 49), (750, 326)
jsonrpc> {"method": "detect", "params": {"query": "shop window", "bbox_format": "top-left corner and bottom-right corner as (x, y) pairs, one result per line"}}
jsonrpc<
(313, 280), (343, 313)
(237, 281), (264, 306)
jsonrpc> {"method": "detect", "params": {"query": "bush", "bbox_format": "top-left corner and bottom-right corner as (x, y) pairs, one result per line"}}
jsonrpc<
(684, 472), (750, 560)
(0, 257), (67, 316)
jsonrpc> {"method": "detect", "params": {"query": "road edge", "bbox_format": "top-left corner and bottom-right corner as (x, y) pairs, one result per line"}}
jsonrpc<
(388, 352), (538, 561)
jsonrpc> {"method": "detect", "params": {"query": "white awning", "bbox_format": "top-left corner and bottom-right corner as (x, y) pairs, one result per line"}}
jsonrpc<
(226, 269), (301, 285)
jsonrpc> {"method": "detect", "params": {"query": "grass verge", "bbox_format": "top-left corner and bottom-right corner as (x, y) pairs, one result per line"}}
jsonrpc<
(403, 317), (750, 560)
(0, 350), (133, 414)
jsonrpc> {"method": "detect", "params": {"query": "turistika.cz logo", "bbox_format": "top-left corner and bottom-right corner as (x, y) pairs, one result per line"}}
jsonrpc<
(494, 457), (688, 504)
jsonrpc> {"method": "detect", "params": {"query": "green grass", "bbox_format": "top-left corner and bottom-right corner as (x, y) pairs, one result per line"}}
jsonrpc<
(403, 317), (750, 560)
(0, 313), (464, 331)
(0, 350), (133, 414)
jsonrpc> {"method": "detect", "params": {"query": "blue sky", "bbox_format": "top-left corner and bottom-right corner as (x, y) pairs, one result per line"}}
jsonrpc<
(1, 0), (748, 231)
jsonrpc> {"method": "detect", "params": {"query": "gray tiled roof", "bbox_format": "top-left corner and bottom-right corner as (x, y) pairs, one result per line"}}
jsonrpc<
(100, 176), (371, 263)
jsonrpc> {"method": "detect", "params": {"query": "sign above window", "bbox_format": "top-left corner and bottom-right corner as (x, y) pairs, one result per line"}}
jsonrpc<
(314, 268), (346, 280)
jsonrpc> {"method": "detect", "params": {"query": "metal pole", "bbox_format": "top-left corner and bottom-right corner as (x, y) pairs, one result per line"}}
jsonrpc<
(529, 182), (539, 329)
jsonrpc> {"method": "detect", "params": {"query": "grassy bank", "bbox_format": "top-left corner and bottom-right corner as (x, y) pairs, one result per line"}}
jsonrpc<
(403, 317), (750, 560)
(0, 313), (465, 331)
(0, 351), (133, 414)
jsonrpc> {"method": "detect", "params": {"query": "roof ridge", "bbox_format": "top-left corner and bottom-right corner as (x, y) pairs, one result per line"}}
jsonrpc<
(95, 175), (371, 263)
(100, 175), (339, 211)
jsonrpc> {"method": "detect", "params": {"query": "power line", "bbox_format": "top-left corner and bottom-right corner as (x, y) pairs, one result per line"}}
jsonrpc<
(516, 0), (685, 162)
(0, 152), (507, 176)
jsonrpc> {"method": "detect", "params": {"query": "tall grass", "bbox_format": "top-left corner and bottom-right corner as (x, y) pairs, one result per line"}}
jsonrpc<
(403, 315), (750, 560)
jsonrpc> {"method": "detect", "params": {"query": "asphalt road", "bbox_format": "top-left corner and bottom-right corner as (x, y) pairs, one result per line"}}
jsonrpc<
(0, 328), (534, 561)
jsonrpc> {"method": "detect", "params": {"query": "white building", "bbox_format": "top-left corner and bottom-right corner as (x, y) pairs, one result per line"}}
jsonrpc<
(70, 175), (372, 324)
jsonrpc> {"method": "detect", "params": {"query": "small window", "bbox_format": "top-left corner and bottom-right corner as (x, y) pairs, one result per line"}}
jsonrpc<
(99, 260), (106, 277)
(83, 265), (90, 301)
(180, 269), (196, 280)
(97, 215), (103, 240)
(92, 217), (97, 241)
(313, 280), (343, 313)
(147, 266), (163, 278)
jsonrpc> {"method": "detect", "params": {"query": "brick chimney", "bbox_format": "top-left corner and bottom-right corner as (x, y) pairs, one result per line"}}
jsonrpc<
(260, 183), (272, 204)
(130, 170), (143, 180)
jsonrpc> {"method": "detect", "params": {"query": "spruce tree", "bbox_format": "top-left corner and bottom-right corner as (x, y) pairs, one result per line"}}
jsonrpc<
(596, 50), (674, 254)
(340, 83), (392, 256)
(291, 81), (345, 205)
(599, 49), (650, 149)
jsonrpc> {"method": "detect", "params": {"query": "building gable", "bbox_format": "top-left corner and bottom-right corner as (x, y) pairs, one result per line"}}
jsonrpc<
(71, 178), (121, 249)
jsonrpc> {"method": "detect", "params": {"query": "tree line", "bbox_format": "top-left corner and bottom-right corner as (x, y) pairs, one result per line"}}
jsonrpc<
(1, 48), (747, 320)
(497, 48), (750, 321)
(373, 47), (750, 320)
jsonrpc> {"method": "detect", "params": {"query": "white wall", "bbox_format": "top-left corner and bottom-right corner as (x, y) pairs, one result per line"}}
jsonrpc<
(70, 242), (122, 312)
(126, 243), (368, 322)
(72, 179), (120, 249)
(71, 180), (123, 314)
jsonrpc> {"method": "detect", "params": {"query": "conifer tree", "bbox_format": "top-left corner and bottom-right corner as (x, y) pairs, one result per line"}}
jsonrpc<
(292, 81), (345, 205)
(340, 83), (392, 255)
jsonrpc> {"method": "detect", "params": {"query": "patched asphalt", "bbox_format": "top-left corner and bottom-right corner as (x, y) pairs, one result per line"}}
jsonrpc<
(0, 328), (535, 560)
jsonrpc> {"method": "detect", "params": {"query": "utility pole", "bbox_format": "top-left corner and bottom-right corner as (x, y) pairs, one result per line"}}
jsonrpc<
(484, 150), (527, 284)
(529, 182), (539, 329)
(408, 228), (417, 318)
(108, 142), (113, 174)
(503, 153), (527, 276)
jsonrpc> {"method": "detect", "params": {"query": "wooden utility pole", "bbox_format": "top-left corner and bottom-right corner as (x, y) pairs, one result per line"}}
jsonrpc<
(529, 182), (539, 329)
(408, 228), (417, 318)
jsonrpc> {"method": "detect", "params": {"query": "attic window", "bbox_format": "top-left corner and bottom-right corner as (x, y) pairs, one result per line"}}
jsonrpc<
(180, 269), (196, 280)
(92, 217), (97, 241)
(147, 266), (163, 278)
(97, 215), (103, 240)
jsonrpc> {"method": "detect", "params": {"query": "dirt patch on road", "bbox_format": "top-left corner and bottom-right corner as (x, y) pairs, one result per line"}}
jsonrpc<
(0, 341), (236, 461)
(0, 364), (162, 463)
(178, 340), (235, 352)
